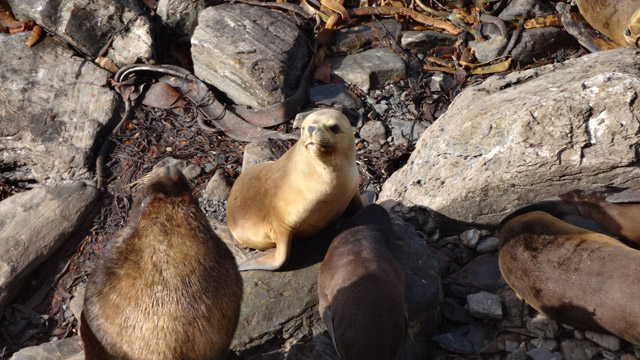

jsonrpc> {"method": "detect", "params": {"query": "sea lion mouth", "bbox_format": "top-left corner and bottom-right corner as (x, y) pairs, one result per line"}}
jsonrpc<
(305, 141), (331, 152)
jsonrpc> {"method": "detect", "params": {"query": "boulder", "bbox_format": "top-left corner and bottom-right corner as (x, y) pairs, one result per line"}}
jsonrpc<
(0, 181), (99, 309)
(7, 0), (155, 66)
(380, 47), (640, 224)
(191, 4), (310, 108)
(0, 33), (120, 185)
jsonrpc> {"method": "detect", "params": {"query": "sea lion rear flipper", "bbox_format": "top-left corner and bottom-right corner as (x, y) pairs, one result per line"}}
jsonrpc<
(237, 232), (293, 271)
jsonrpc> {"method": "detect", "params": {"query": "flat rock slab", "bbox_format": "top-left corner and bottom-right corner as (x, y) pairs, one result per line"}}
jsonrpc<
(217, 203), (444, 357)
(330, 48), (407, 93)
(0, 33), (119, 184)
(191, 3), (310, 108)
(7, 0), (155, 66)
(380, 46), (640, 224)
(11, 337), (83, 360)
(0, 181), (99, 309)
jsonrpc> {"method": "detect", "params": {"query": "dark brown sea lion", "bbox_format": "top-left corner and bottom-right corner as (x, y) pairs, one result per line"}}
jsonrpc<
(499, 210), (640, 345)
(317, 204), (406, 360)
(501, 187), (640, 247)
(575, 0), (640, 47)
(82, 166), (243, 359)
(226, 109), (362, 271)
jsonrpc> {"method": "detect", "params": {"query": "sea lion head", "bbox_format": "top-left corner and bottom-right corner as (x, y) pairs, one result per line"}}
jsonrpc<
(624, 8), (640, 47)
(132, 165), (194, 216)
(300, 109), (355, 158)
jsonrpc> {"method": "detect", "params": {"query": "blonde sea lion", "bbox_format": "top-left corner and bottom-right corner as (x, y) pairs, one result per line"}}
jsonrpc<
(82, 166), (243, 359)
(575, 0), (640, 47)
(226, 108), (362, 271)
(317, 204), (406, 360)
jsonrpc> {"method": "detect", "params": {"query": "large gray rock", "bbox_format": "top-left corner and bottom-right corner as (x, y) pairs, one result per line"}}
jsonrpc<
(7, 0), (155, 66)
(0, 33), (120, 184)
(220, 204), (443, 358)
(10, 337), (83, 360)
(0, 181), (99, 309)
(191, 4), (310, 109)
(380, 47), (640, 224)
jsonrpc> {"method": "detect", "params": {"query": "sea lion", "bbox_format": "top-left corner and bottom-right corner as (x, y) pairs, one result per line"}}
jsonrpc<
(499, 210), (640, 345)
(317, 204), (406, 360)
(575, 0), (640, 47)
(226, 108), (362, 271)
(501, 187), (640, 247)
(82, 166), (243, 360)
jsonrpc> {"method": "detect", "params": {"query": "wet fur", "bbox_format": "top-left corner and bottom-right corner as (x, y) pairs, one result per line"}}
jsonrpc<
(318, 205), (406, 359)
(82, 167), (243, 359)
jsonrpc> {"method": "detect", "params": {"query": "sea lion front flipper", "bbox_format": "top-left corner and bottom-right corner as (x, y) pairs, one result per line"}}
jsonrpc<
(237, 232), (293, 271)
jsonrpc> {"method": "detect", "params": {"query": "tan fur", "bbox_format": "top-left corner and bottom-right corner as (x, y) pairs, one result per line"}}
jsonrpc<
(499, 211), (640, 345)
(226, 109), (362, 271)
(82, 166), (243, 359)
(575, 0), (640, 46)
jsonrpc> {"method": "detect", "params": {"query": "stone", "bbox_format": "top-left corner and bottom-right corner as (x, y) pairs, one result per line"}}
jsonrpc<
(332, 19), (402, 54)
(530, 338), (559, 351)
(511, 28), (578, 64)
(527, 314), (560, 338)
(460, 228), (481, 248)
(499, 0), (554, 21)
(507, 342), (528, 360)
(0, 181), (99, 308)
(621, 354), (638, 360)
(380, 47), (640, 224)
(181, 164), (202, 181)
(241, 141), (283, 171)
(431, 332), (475, 355)
(330, 48), (407, 93)
(230, 261), (322, 355)
(445, 254), (506, 298)
(0, 33), (120, 185)
(10, 336), (83, 359)
(391, 118), (428, 146)
(157, 0), (201, 36)
(191, 4), (310, 108)
(476, 236), (500, 254)
(7, 0), (155, 66)
(401, 31), (457, 49)
(469, 35), (508, 63)
(360, 120), (387, 145)
(584, 330), (621, 351)
(429, 72), (454, 92)
(308, 84), (363, 110)
(203, 169), (232, 203)
(602, 351), (619, 360)
(69, 283), (86, 322)
(527, 347), (563, 360)
(466, 291), (502, 319)
(442, 298), (474, 324)
(560, 339), (600, 360)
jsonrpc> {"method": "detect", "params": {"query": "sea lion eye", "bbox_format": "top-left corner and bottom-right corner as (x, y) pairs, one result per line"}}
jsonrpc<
(625, 28), (632, 36)
(329, 124), (341, 133)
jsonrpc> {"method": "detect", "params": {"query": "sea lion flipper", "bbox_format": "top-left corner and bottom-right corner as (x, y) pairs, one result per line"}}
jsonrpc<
(237, 233), (293, 271)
